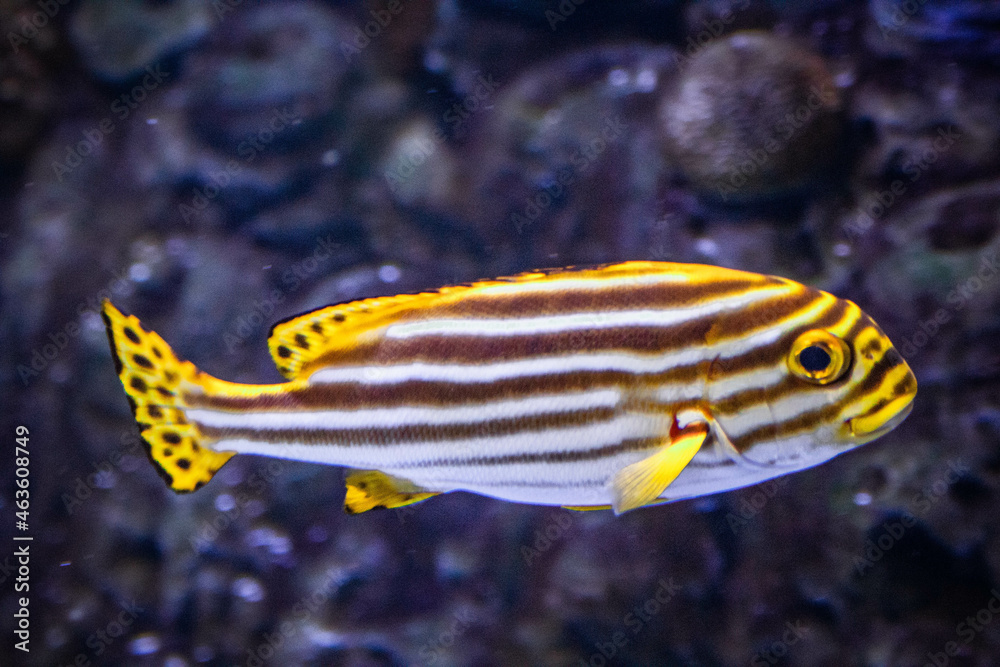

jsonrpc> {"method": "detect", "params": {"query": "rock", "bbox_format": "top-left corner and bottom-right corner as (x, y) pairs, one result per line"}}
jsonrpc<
(659, 31), (844, 201)
(867, 0), (1000, 64)
(184, 1), (351, 153)
(465, 44), (677, 267)
(69, 0), (212, 81)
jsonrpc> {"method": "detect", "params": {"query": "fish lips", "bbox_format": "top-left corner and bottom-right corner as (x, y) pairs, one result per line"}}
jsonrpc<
(848, 394), (915, 444)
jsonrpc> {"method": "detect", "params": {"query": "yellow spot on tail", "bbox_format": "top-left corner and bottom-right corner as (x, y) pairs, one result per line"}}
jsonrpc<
(102, 301), (234, 493)
(610, 423), (707, 515)
(343, 470), (439, 514)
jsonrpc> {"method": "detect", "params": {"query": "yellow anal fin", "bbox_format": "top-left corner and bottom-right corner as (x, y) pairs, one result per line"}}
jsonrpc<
(343, 470), (439, 514)
(563, 498), (675, 512)
(610, 423), (708, 515)
(102, 301), (235, 493)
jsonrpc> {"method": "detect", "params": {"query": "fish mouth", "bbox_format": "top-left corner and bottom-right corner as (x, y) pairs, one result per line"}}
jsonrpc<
(847, 392), (915, 442)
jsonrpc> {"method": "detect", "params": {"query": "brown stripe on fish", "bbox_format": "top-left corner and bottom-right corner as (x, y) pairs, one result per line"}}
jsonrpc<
(187, 369), (664, 412)
(847, 347), (906, 400)
(334, 323), (712, 363)
(413, 437), (664, 468)
(426, 275), (773, 317)
(273, 270), (779, 343)
(196, 405), (623, 447)
(704, 286), (820, 342)
(306, 287), (824, 368)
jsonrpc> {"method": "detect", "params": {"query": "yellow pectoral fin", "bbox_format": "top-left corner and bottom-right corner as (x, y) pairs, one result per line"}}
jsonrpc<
(610, 424), (708, 515)
(343, 470), (439, 514)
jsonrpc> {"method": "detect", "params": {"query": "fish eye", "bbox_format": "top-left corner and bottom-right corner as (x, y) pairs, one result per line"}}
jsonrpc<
(788, 329), (850, 385)
(799, 345), (831, 372)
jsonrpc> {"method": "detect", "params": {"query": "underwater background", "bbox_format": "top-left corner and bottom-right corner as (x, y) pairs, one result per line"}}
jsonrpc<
(3, 0), (1000, 665)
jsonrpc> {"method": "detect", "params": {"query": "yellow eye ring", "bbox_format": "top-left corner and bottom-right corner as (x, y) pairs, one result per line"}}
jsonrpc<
(788, 329), (851, 385)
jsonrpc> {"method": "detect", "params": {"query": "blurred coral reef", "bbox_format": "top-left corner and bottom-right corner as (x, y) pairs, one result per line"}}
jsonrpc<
(2, 1), (1000, 665)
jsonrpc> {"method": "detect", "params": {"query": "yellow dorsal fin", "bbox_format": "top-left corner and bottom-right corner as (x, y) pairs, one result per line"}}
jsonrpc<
(266, 262), (704, 380)
(610, 423), (708, 515)
(265, 265), (610, 380)
(102, 301), (235, 492)
(343, 470), (439, 514)
(267, 291), (443, 380)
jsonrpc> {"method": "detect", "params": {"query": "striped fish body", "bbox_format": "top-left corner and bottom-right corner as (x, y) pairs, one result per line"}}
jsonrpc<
(103, 261), (916, 514)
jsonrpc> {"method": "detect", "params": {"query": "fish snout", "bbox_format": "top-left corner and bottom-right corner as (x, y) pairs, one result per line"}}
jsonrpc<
(846, 363), (917, 442)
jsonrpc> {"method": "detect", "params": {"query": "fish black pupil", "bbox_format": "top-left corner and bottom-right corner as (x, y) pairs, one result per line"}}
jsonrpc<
(800, 346), (832, 373)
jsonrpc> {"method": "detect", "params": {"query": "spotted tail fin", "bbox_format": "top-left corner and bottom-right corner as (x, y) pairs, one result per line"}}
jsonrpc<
(102, 301), (234, 492)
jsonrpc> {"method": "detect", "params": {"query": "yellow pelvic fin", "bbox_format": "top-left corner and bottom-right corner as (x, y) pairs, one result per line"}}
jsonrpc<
(343, 470), (439, 514)
(610, 423), (708, 515)
(102, 301), (235, 493)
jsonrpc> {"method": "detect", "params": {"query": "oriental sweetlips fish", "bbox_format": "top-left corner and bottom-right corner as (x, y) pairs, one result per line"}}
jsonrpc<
(102, 261), (916, 515)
